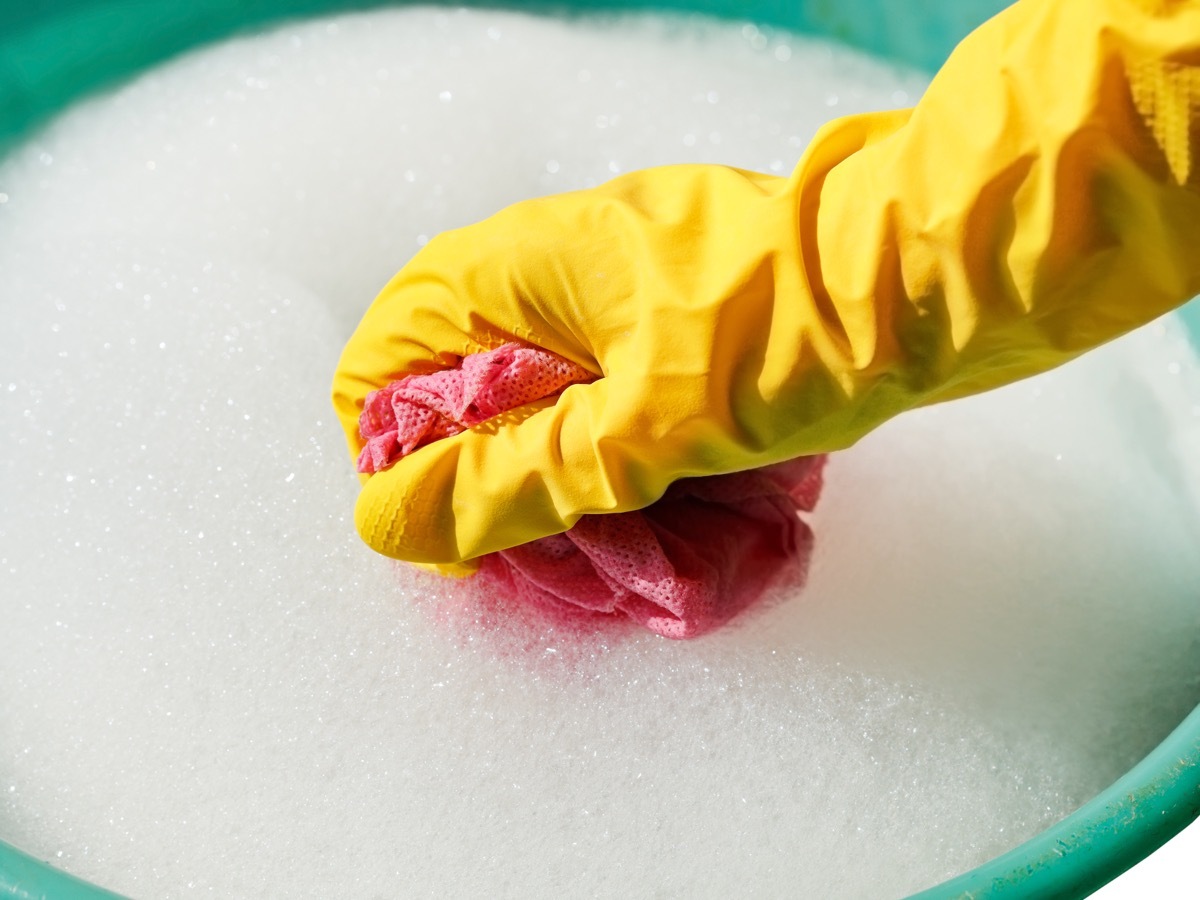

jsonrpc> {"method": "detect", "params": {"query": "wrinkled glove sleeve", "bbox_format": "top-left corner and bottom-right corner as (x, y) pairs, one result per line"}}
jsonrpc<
(796, 0), (1200, 437)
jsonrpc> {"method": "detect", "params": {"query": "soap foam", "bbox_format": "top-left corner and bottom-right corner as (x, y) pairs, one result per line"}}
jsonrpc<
(1, 8), (1198, 898)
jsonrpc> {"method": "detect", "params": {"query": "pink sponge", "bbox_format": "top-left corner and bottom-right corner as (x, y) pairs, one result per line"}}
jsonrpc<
(358, 344), (826, 639)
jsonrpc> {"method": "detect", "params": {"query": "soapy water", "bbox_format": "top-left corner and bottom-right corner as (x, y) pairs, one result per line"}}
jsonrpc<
(1, 7), (1199, 898)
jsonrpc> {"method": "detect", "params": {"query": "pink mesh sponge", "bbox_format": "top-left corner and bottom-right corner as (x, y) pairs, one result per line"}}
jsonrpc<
(358, 344), (826, 639)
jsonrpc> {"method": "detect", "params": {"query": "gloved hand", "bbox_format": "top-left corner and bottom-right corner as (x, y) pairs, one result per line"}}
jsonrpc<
(332, 0), (1200, 569)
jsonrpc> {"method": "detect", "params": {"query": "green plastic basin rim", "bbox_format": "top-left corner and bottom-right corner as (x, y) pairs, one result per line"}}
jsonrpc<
(1, 2), (1197, 898)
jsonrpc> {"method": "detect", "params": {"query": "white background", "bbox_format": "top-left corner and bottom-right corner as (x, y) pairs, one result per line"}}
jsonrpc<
(1091, 815), (1200, 897)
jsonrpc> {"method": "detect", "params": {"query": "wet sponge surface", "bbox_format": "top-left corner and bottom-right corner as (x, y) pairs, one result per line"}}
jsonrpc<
(358, 343), (826, 638)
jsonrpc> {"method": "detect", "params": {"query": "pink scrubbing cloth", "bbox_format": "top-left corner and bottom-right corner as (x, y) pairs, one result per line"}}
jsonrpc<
(358, 343), (826, 639)
(357, 344), (593, 473)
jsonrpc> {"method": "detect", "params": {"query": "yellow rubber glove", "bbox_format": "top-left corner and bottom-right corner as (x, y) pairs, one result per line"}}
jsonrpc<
(332, 0), (1200, 570)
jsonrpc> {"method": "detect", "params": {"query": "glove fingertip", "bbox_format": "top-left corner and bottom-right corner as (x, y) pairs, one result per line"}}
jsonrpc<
(411, 558), (481, 578)
(353, 439), (466, 564)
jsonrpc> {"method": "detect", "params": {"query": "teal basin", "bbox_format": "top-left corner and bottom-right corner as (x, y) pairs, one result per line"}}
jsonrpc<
(2, 2), (1197, 897)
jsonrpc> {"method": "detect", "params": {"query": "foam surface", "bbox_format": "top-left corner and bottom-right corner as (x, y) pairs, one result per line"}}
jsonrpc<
(1, 8), (1199, 898)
